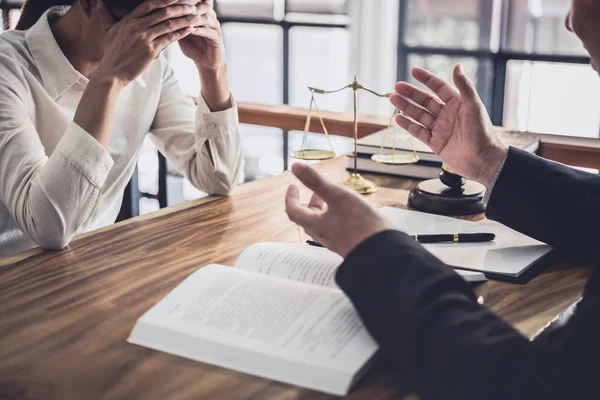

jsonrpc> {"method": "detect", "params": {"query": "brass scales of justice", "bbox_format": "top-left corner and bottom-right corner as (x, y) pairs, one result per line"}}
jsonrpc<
(289, 76), (420, 195)
(289, 76), (488, 215)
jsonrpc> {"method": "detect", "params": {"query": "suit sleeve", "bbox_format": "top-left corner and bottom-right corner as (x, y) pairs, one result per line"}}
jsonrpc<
(336, 230), (600, 400)
(486, 147), (600, 262)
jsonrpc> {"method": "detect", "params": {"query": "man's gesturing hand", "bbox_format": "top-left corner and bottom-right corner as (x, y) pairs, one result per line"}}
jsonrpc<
(285, 163), (395, 258)
(391, 65), (507, 186)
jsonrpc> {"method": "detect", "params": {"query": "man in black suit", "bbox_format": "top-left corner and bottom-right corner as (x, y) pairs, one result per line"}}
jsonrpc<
(285, 1), (600, 399)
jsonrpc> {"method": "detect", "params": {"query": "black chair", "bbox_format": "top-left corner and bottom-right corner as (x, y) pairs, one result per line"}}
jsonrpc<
(117, 153), (168, 222)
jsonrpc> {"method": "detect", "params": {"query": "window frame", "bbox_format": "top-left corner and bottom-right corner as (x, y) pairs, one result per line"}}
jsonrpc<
(214, 0), (352, 171)
(396, 0), (592, 129)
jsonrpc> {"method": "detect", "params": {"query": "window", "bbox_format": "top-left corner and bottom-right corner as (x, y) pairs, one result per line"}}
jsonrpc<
(214, 0), (354, 179)
(160, 0), (354, 210)
(289, 26), (351, 112)
(403, 0), (497, 51)
(397, 0), (596, 137)
(504, 61), (600, 138)
(504, 0), (586, 56)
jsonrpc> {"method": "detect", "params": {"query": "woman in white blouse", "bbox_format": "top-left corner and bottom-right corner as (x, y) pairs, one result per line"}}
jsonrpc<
(0, 0), (243, 257)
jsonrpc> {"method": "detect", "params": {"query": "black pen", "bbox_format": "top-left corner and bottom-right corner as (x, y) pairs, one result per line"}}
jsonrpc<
(308, 233), (495, 247)
(411, 233), (495, 244)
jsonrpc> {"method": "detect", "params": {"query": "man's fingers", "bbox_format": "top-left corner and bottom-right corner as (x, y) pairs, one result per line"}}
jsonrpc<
(411, 67), (459, 103)
(395, 114), (432, 146)
(390, 94), (436, 129)
(130, 0), (180, 19)
(291, 163), (342, 203)
(452, 64), (483, 108)
(394, 82), (445, 115)
(285, 185), (319, 228)
(308, 192), (325, 211)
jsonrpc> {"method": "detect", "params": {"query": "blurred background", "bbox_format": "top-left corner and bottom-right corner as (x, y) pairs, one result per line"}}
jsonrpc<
(2, 0), (597, 215)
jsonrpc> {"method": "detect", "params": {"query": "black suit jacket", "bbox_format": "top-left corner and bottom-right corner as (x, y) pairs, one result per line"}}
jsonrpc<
(336, 148), (600, 400)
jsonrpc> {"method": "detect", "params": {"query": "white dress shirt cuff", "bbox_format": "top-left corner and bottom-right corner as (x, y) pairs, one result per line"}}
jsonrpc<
(55, 122), (114, 188)
(195, 95), (239, 139)
(482, 155), (507, 206)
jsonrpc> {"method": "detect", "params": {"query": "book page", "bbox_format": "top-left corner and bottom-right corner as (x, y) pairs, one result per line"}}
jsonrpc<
(234, 242), (343, 288)
(129, 265), (378, 395)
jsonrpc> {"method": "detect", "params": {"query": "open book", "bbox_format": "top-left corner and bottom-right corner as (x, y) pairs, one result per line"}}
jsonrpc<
(128, 242), (483, 395)
(128, 243), (375, 396)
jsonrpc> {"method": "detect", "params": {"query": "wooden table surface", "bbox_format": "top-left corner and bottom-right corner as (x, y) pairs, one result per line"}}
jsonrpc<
(0, 157), (591, 400)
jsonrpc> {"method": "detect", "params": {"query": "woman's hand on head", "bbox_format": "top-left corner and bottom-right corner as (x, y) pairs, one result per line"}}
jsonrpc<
(285, 163), (395, 258)
(94, 0), (201, 87)
(390, 65), (508, 187)
(177, 1), (227, 72)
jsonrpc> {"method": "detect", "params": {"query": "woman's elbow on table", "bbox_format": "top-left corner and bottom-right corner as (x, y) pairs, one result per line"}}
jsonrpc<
(34, 231), (73, 251)
(184, 166), (239, 196)
(206, 168), (241, 196)
(189, 153), (243, 196)
(11, 180), (91, 252)
(19, 209), (75, 251)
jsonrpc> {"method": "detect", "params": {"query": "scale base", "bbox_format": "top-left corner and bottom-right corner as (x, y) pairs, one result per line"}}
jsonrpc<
(408, 178), (486, 216)
(344, 173), (378, 195)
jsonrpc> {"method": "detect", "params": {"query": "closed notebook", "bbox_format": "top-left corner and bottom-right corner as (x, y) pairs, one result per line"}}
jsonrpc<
(347, 154), (441, 179)
(380, 207), (554, 281)
(357, 127), (540, 162)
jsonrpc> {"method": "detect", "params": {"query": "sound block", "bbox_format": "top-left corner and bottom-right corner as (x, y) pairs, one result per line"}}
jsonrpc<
(408, 178), (487, 216)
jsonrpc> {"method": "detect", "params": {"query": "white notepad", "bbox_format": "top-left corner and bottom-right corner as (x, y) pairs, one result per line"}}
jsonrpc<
(380, 207), (554, 279)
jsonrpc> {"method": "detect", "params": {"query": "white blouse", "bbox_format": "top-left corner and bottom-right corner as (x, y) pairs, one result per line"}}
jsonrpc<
(0, 10), (243, 257)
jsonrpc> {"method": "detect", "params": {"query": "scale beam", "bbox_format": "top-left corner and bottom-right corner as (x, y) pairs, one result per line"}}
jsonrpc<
(290, 77), (420, 194)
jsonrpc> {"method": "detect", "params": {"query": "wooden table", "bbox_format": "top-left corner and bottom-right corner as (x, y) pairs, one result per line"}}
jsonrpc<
(0, 157), (591, 400)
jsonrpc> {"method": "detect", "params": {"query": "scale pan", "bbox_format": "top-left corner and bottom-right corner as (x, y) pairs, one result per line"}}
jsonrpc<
(371, 153), (420, 165)
(290, 149), (336, 161)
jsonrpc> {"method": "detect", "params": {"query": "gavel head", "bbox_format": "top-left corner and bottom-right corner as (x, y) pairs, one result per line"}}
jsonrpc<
(439, 163), (466, 190)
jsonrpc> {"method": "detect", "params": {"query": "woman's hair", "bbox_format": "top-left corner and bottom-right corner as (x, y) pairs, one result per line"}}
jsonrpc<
(16, 0), (145, 31)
